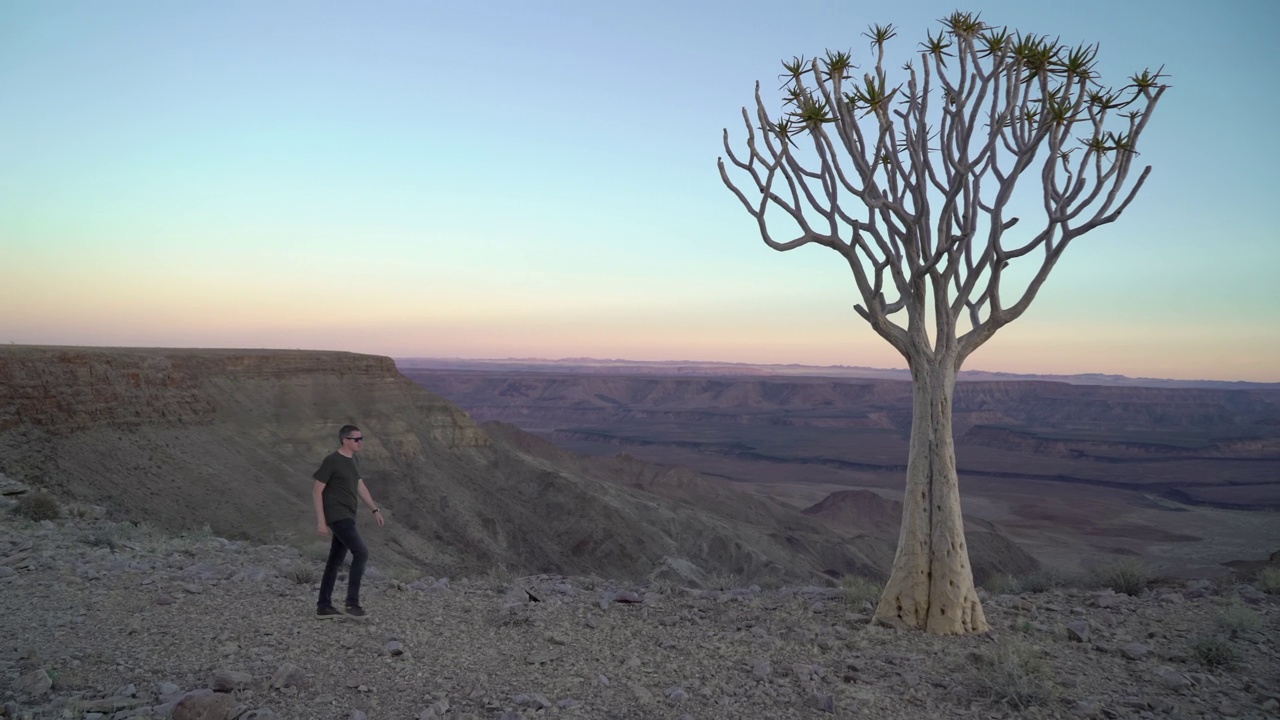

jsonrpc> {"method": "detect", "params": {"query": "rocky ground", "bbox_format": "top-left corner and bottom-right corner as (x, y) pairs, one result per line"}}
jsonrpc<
(1, 506), (1278, 720)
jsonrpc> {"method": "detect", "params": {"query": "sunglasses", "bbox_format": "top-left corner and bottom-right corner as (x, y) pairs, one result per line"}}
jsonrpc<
(345, 436), (364, 442)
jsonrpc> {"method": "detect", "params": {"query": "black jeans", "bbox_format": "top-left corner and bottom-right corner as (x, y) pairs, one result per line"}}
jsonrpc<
(317, 518), (369, 609)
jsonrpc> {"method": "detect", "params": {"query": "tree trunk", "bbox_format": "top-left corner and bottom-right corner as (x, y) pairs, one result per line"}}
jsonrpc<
(872, 358), (989, 634)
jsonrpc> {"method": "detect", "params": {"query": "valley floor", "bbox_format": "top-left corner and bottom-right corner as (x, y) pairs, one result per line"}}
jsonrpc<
(2, 512), (1278, 720)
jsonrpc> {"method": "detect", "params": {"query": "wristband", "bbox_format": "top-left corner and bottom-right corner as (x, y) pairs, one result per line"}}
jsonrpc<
(372, 508), (381, 513)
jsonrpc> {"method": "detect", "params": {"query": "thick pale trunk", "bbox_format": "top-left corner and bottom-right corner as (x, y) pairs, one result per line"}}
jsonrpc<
(872, 359), (989, 634)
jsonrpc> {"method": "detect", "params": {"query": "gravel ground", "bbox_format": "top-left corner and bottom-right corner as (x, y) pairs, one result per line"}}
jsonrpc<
(2, 511), (1278, 720)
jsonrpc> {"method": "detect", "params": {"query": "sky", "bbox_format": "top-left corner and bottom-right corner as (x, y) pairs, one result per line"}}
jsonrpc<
(2, 0), (1277, 382)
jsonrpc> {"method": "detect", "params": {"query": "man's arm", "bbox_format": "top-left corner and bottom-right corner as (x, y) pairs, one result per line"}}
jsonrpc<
(312, 481), (329, 536)
(357, 479), (385, 528)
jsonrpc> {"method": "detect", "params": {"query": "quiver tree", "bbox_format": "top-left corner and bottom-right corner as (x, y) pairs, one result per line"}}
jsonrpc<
(718, 12), (1165, 635)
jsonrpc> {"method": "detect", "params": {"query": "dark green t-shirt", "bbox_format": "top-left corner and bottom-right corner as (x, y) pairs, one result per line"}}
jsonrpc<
(313, 451), (361, 524)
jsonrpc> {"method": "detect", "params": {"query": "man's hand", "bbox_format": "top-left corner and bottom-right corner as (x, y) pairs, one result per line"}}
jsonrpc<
(374, 510), (385, 528)
(317, 523), (330, 537)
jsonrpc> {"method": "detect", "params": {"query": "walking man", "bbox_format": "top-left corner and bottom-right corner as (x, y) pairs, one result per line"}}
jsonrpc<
(313, 424), (384, 617)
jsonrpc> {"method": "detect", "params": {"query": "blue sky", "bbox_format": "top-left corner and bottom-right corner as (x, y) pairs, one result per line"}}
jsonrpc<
(2, 0), (1277, 380)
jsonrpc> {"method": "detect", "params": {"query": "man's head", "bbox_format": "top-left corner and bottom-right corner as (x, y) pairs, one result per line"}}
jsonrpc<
(338, 425), (364, 452)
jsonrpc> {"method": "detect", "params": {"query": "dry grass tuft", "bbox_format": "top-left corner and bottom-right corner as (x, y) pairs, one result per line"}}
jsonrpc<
(1215, 601), (1262, 636)
(1189, 635), (1236, 667)
(841, 575), (884, 611)
(283, 564), (319, 585)
(12, 492), (61, 522)
(1255, 567), (1280, 594)
(967, 636), (1058, 710)
(1096, 559), (1149, 596)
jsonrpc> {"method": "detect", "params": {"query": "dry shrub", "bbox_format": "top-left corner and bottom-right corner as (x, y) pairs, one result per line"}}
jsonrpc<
(283, 564), (318, 585)
(647, 577), (677, 596)
(486, 565), (516, 593)
(389, 565), (423, 584)
(12, 492), (60, 522)
(1215, 602), (1262, 636)
(1019, 567), (1075, 593)
(755, 574), (785, 591)
(968, 636), (1058, 709)
(1189, 636), (1236, 668)
(984, 568), (1074, 596)
(707, 572), (742, 592)
(1096, 559), (1149, 596)
(841, 575), (884, 610)
(983, 573), (1022, 595)
(1255, 567), (1280, 594)
(305, 541), (332, 563)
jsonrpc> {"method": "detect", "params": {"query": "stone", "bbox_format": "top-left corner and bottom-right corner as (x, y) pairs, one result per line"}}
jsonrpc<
(385, 640), (404, 656)
(808, 693), (836, 713)
(1237, 585), (1266, 602)
(1121, 643), (1149, 661)
(525, 648), (561, 664)
(79, 696), (148, 713)
(1066, 620), (1091, 643)
(752, 659), (772, 679)
(628, 682), (654, 703)
(1091, 590), (1121, 608)
(1152, 665), (1189, 691)
(172, 690), (238, 720)
(210, 669), (253, 691)
(14, 668), (52, 697)
(270, 663), (304, 689)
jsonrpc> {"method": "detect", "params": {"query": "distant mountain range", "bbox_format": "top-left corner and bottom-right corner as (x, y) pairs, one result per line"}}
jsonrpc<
(396, 357), (1280, 391)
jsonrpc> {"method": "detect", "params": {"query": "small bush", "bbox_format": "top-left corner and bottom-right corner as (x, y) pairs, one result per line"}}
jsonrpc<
(305, 541), (332, 563)
(1189, 636), (1236, 668)
(64, 503), (102, 521)
(841, 575), (884, 610)
(1097, 559), (1149, 596)
(647, 577), (677, 596)
(389, 565), (422, 585)
(968, 637), (1058, 709)
(707, 572), (742, 592)
(283, 564), (318, 585)
(755, 574), (785, 591)
(12, 492), (60, 522)
(983, 573), (1022, 595)
(487, 565), (516, 592)
(1216, 602), (1262, 636)
(1020, 568), (1074, 593)
(1256, 567), (1280, 594)
(182, 523), (214, 540)
(83, 523), (128, 550)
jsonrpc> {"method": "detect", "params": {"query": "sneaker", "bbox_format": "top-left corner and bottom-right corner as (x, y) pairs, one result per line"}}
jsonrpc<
(316, 605), (342, 619)
(344, 604), (367, 617)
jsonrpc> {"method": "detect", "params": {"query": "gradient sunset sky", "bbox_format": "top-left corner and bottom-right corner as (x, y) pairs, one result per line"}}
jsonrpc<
(2, 1), (1277, 381)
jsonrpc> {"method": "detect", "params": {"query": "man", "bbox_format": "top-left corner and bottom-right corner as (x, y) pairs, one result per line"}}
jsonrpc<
(313, 424), (385, 617)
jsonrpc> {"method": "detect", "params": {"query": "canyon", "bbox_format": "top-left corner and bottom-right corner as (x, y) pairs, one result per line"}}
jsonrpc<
(399, 360), (1280, 578)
